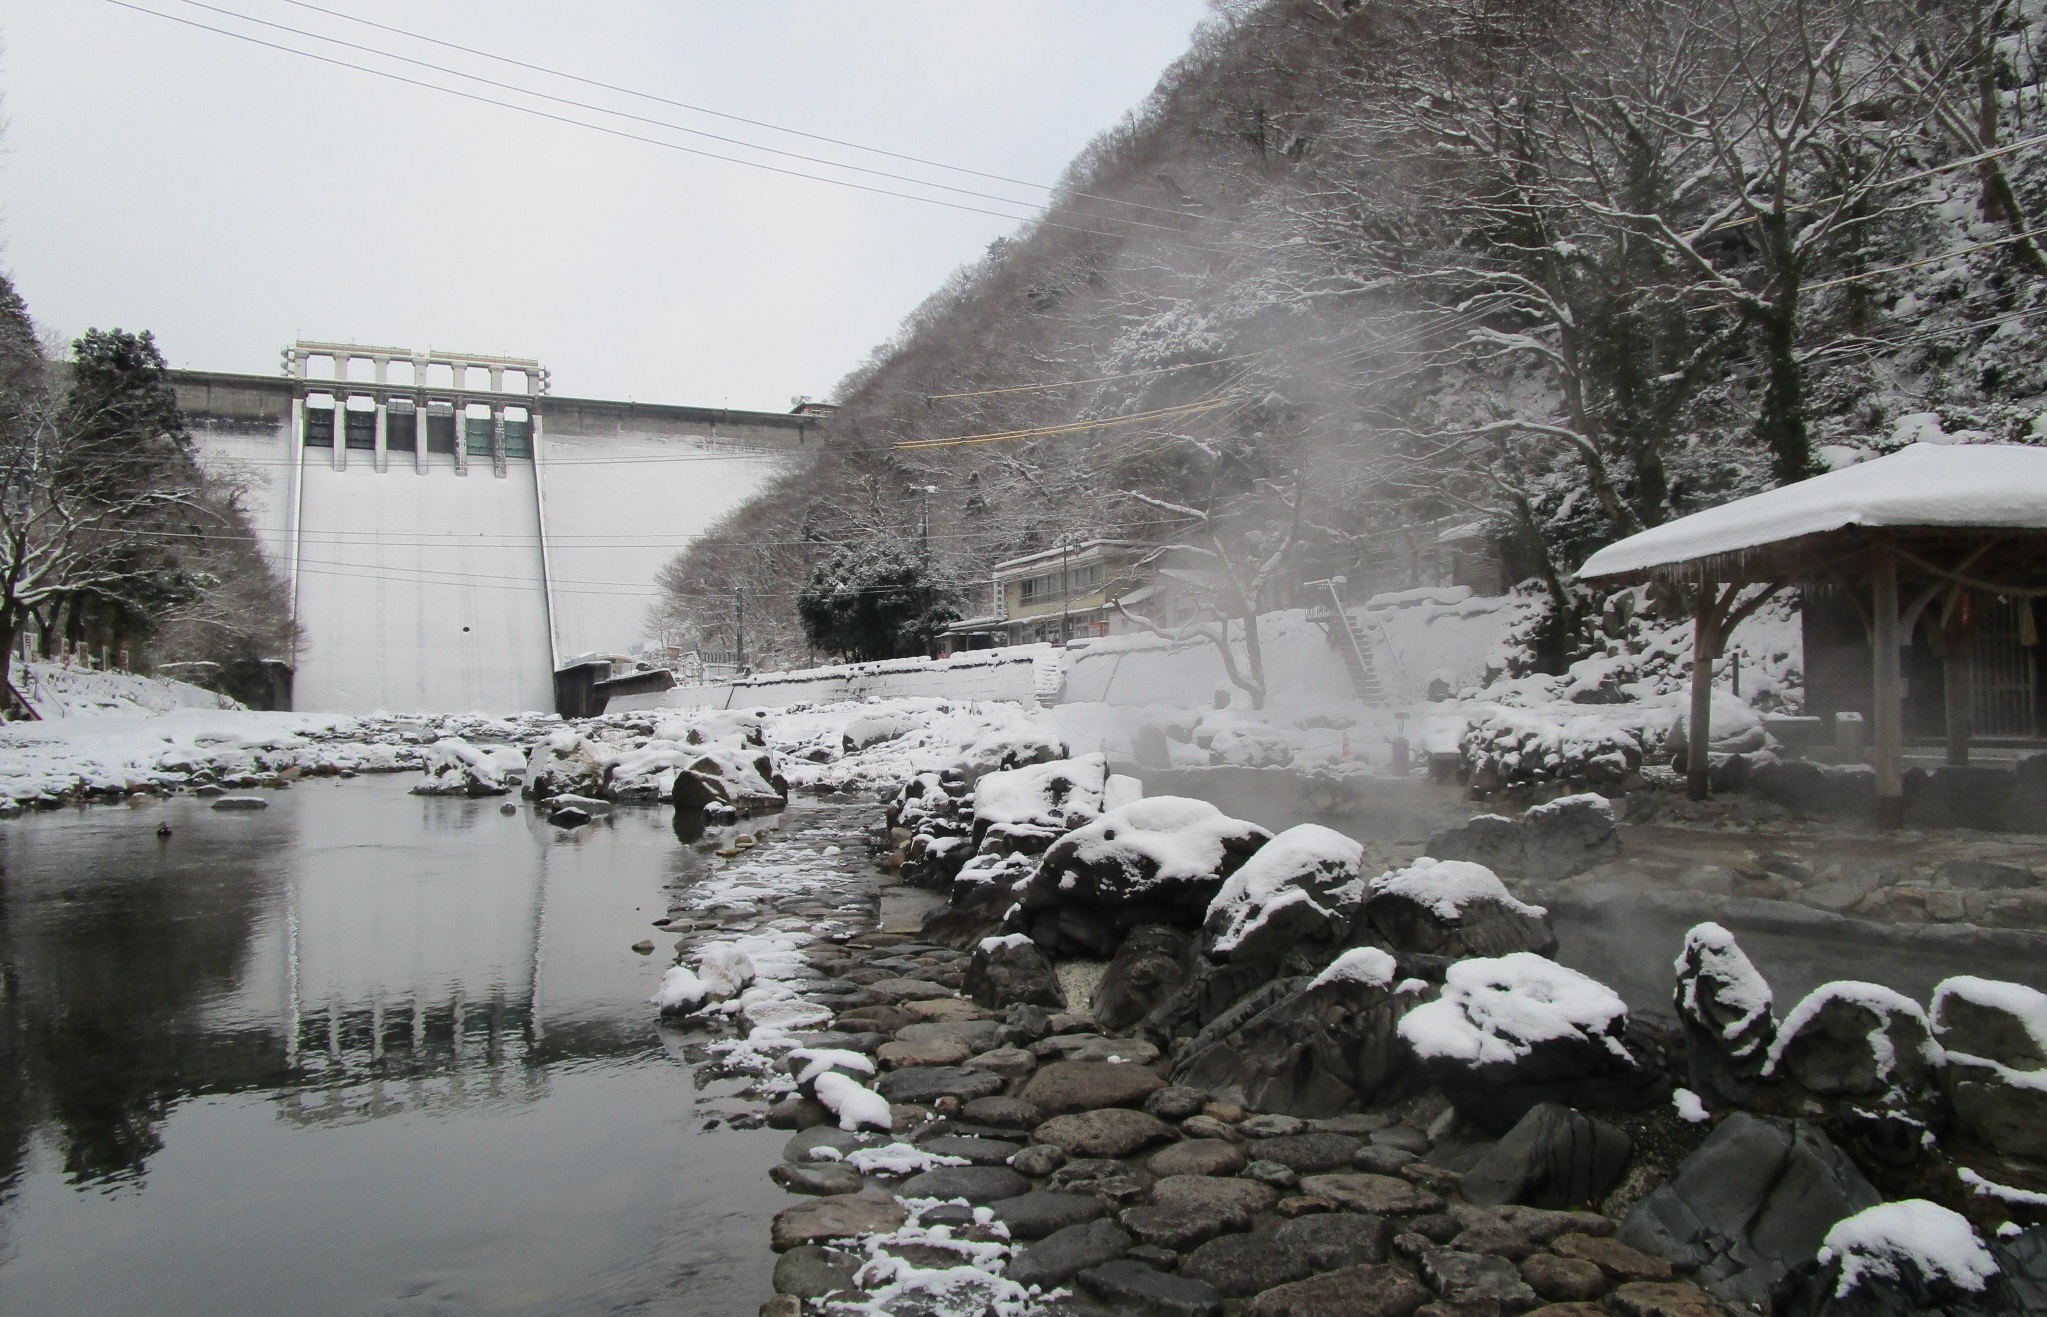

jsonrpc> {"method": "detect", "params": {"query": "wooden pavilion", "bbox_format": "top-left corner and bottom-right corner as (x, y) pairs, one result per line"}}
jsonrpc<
(1577, 444), (2047, 826)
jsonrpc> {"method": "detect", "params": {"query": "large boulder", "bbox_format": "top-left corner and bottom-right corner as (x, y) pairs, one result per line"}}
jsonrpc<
(1932, 975), (2047, 1159)
(1172, 948), (1427, 1118)
(1014, 797), (1272, 957)
(1771, 1200), (2013, 1317)
(1202, 824), (1368, 964)
(1363, 858), (1558, 961)
(670, 739), (788, 813)
(1672, 922), (1777, 1108)
(1398, 952), (1661, 1131)
(1460, 1102), (1631, 1211)
(1768, 982), (1942, 1104)
(412, 737), (515, 797)
(964, 934), (1065, 1010)
(1092, 924), (1192, 1031)
(1619, 1113), (1880, 1310)
(921, 850), (1034, 949)
(1425, 793), (1619, 883)
(523, 729), (612, 800)
(970, 753), (1135, 856)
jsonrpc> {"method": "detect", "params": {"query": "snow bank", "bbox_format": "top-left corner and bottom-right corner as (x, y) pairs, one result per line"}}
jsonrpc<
(15, 660), (239, 719)
(1398, 952), (1629, 1065)
(1818, 1200), (1999, 1296)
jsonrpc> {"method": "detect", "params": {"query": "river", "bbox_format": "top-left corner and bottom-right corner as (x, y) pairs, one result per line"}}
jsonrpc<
(0, 775), (860, 1317)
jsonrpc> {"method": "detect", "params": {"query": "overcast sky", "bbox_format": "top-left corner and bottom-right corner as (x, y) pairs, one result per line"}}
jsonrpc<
(2, 2), (1208, 409)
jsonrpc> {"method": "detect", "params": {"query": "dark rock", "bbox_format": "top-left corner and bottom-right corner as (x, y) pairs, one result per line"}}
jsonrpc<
(1147, 1139), (1247, 1178)
(1244, 1160), (1300, 1189)
(1355, 1145), (1418, 1174)
(771, 1161), (863, 1195)
(1672, 922), (1777, 1108)
(1173, 950), (1423, 1118)
(1146, 1085), (1211, 1120)
(1034, 1108), (1176, 1158)
(783, 1126), (883, 1163)
(2004, 754), (2047, 833)
(1252, 1132), (1365, 1174)
(1751, 759), (1876, 823)
(1402, 955), (1662, 1133)
(1242, 1263), (1431, 1317)
(1617, 1113), (1879, 1311)
(1181, 1232), (1314, 1297)
(1202, 823), (1369, 964)
(965, 935), (1066, 1010)
(1007, 1219), (1134, 1288)
(1604, 1279), (1737, 1317)
(1128, 1243), (1180, 1271)
(1772, 983), (1940, 1101)
(770, 1194), (908, 1252)
(1364, 858), (1559, 960)
(767, 1096), (833, 1130)
(1424, 794), (1616, 884)
(1078, 1259), (1225, 1317)
(1550, 1233), (1670, 1281)
(989, 1191), (1106, 1240)
(1418, 1248), (1538, 1308)
(1296, 1174), (1442, 1216)
(1010, 1143), (1067, 1178)
(1025, 1060), (1167, 1115)
(874, 1066), (1006, 1105)
(1094, 925), (1194, 1030)
(1520, 1253), (1607, 1303)
(1272, 1211), (1391, 1268)
(1371, 1124), (1430, 1153)
(1120, 1202), (1252, 1251)
(961, 1096), (1044, 1131)
(917, 1136), (1022, 1166)
(897, 1018), (1004, 1052)
(897, 1164), (1029, 1203)
(1459, 1104), (1630, 1211)
(771, 1244), (862, 1299)
(1016, 798), (1272, 957)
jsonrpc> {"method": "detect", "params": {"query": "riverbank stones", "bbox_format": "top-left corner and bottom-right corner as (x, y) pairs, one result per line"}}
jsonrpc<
(770, 1161), (862, 1196)
(1242, 1262), (1429, 1317)
(989, 1191), (1106, 1239)
(1147, 1139), (1246, 1178)
(1034, 1108), (1174, 1158)
(1024, 1060), (1167, 1115)
(1007, 1219), (1134, 1288)
(1271, 1212), (1391, 1268)
(1180, 1232), (1314, 1296)
(1078, 1259), (1225, 1317)
(874, 1065), (1005, 1104)
(898, 1164), (1028, 1203)
(783, 1126), (882, 1162)
(876, 1036), (973, 1068)
(1297, 1173), (1444, 1215)
(961, 1095), (1041, 1130)
(1251, 1132), (1363, 1173)
(771, 1194), (907, 1251)
(771, 1244), (861, 1300)
(914, 1135), (1020, 1165)
(1010, 1144), (1066, 1177)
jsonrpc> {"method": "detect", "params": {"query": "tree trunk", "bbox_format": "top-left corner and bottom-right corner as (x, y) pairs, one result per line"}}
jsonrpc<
(1752, 298), (1813, 484)
(1687, 581), (1719, 801)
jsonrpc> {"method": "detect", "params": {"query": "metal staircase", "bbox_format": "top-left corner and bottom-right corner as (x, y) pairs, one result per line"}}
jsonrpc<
(1309, 579), (1384, 705)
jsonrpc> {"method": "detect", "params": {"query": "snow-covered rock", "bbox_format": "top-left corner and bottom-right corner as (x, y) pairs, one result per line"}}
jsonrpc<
(813, 1071), (893, 1132)
(1673, 922), (1777, 1108)
(411, 737), (514, 797)
(1013, 796), (1272, 957)
(1819, 1200), (2000, 1298)
(1398, 951), (1658, 1130)
(1202, 823), (1366, 963)
(1932, 975), (2047, 1159)
(970, 752), (1120, 856)
(1667, 688), (1769, 758)
(669, 739), (788, 813)
(1767, 982), (1943, 1102)
(1363, 857), (1556, 960)
(962, 932), (1064, 1010)
(523, 728), (613, 800)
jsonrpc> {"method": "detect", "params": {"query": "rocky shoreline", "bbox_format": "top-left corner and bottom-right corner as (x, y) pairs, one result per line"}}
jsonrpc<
(638, 726), (2047, 1317)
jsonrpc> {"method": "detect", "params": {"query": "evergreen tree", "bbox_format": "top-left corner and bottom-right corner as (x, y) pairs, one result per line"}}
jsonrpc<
(797, 542), (959, 662)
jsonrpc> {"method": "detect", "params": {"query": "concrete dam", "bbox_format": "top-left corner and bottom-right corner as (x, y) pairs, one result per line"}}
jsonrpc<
(174, 341), (817, 714)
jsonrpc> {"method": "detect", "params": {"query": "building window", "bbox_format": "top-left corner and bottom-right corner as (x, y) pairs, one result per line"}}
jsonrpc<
(1017, 562), (1102, 605)
(304, 403), (335, 447)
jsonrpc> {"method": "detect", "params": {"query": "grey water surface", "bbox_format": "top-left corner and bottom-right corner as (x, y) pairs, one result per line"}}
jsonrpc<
(0, 776), (822, 1317)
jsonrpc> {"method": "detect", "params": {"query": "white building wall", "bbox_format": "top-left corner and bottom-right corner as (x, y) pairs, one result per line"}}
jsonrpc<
(291, 457), (556, 713)
(536, 429), (787, 660)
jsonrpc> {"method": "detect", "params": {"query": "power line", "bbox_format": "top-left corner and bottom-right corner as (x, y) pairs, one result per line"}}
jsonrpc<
(105, 0), (1233, 258)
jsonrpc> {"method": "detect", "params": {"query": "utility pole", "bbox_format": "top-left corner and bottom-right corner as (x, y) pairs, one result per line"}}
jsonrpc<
(918, 484), (936, 559)
(733, 587), (745, 672)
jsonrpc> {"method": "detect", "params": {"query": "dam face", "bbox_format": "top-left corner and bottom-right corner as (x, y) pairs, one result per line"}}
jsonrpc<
(175, 341), (812, 714)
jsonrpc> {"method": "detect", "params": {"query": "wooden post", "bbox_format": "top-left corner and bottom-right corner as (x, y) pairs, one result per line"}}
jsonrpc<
(1687, 579), (1717, 800)
(1871, 543), (1905, 827)
(1941, 589), (1974, 767)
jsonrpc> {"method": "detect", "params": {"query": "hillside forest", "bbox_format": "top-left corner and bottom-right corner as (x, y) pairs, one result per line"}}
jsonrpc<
(651, 0), (2047, 675)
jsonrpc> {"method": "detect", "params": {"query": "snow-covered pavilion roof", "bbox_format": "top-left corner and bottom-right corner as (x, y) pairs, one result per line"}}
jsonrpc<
(1578, 444), (2047, 582)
